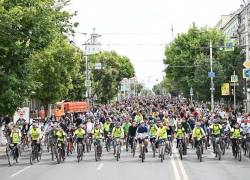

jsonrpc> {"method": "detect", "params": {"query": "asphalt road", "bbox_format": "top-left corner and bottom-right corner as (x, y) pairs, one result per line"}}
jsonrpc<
(0, 142), (250, 180)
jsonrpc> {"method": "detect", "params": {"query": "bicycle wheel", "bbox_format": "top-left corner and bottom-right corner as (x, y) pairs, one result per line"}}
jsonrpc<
(30, 151), (34, 165)
(77, 148), (81, 163)
(197, 146), (200, 159)
(95, 145), (98, 161)
(126, 138), (129, 152)
(221, 143), (225, 155)
(161, 146), (164, 162)
(191, 139), (194, 149)
(106, 138), (109, 152)
(57, 149), (61, 164)
(51, 146), (54, 161)
(152, 143), (155, 158)
(247, 143), (250, 157)
(116, 146), (119, 161)
(199, 146), (202, 162)
(132, 141), (136, 157)
(238, 145), (241, 161)
(8, 151), (14, 166)
(179, 144), (182, 160)
(16, 149), (21, 163)
(142, 146), (145, 163)
(217, 145), (221, 160)
(169, 145), (172, 156)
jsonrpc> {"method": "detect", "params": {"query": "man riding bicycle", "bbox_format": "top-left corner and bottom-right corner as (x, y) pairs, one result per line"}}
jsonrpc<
(111, 122), (124, 157)
(136, 120), (150, 158)
(231, 122), (243, 156)
(148, 120), (158, 153)
(29, 124), (41, 153)
(156, 122), (169, 158)
(210, 119), (224, 153)
(56, 127), (66, 159)
(10, 125), (21, 158)
(74, 125), (86, 153)
(192, 122), (205, 157)
(91, 123), (103, 157)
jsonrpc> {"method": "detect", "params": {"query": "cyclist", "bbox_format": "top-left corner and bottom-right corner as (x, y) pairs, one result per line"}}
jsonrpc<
(112, 122), (124, 157)
(136, 120), (150, 158)
(181, 118), (192, 148)
(231, 122), (243, 156)
(210, 119), (224, 153)
(29, 124), (42, 153)
(74, 125), (85, 153)
(241, 119), (250, 149)
(122, 118), (131, 144)
(156, 122), (168, 158)
(21, 121), (30, 146)
(148, 120), (158, 153)
(174, 122), (186, 150)
(10, 125), (21, 158)
(103, 119), (111, 148)
(44, 120), (53, 144)
(56, 126), (66, 159)
(192, 122), (205, 156)
(128, 121), (137, 153)
(91, 123), (103, 157)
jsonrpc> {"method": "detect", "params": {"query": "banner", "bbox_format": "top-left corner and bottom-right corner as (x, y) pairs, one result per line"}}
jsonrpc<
(13, 107), (30, 126)
(221, 83), (230, 96)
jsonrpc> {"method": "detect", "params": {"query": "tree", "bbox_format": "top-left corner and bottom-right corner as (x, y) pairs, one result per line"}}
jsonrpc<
(88, 51), (135, 103)
(0, 0), (78, 117)
(30, 37), (81, 115)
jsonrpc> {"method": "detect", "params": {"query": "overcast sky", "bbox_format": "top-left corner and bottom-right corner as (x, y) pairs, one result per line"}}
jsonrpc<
(66, 0), (243, 90)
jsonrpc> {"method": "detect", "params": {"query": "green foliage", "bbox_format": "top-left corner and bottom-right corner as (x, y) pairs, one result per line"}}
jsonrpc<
(30, 37), (81, 114)
(88, 51), (135, 103)
(0, 0), (77, 117)
(162, 23), (245, 104)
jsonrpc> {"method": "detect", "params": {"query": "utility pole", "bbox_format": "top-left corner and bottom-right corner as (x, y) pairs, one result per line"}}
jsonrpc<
(245, 2), (250, 113)
(233, 70), (236, 110)
(210, 39), (214, 111)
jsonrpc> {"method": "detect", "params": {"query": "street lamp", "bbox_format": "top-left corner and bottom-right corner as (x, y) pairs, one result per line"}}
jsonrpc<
(195, 30), (214, 111)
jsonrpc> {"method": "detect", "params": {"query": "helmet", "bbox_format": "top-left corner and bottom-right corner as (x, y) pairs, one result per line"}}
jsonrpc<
(244, 119), (248, 123)
(116, 122), (120, 126)
(213, 120), (218, 124)
(140, 120), (144, 124)
(196, 122), (201, 126)
(178, 122), (182, 126)
(149, 121), (154, 124)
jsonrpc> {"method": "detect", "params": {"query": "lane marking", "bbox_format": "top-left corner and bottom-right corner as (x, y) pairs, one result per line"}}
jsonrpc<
(170, 152), (181, 180)
(10, 166), (30, 177)
(173, 146), (189, 180)
(96, 163), (104, 170)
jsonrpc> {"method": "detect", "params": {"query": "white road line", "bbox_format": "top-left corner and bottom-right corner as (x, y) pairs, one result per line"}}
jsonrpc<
(96, 163), (104, 170)
(170, 153), (181, 180)
(10, 166), (30, 177)
(173, 147), (189, 180)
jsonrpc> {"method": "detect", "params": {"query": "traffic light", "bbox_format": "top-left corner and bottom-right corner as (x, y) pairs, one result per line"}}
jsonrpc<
(101, 61), (105, 69)
(247, 79), (250, 93)
(218, 39), (224, 51)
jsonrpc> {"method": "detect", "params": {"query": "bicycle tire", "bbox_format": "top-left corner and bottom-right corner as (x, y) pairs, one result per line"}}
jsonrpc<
(161, 146), (164, 162)
(142, 146), (145, 163)
(116, 146), (119, 161)
(133, 141), (135, 157)
(30, 151), (34, 165)
(218, 145), (221, 160)
(169, 145), (172, 156)
(51, 146), (54, 161)
(106, 138), (109, 152)
(57, 150), (61, 164)
(95, 146), (98, 162)
(16, 149), (20, 163)
(179, 144), (182, 160)
(8, 151), (14, 166)
(247, 143), (250, 157)
(199, 146), (202, 162)
(238, 145), (241, 161)
(126, 138), (129, 152)
(197, 146), (200, 159)
(152, 143), (155, 158)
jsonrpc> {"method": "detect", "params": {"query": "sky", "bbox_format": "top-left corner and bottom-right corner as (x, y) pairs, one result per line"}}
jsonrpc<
(65, 0), (243, 90)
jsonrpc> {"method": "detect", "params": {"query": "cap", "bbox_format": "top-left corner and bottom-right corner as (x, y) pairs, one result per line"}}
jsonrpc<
(213, 120), (218, 124)
(178, 122), (182, 125)
(140, 120), (145, 124)
(196, 122), (201, 126)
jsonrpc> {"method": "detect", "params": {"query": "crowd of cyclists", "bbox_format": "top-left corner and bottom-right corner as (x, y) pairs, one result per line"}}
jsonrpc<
(2, 95), (250, 165)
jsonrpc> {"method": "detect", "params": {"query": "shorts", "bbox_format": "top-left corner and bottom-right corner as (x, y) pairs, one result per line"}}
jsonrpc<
(158, 138), (167, 144)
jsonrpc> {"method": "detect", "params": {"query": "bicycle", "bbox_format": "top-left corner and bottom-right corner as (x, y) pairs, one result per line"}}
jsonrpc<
(151, 136), (156, 158)
(105, 132), (111, 152)
(213, 137), (222, 160)
(224, 131), (231, 149)
(30, 142), (41, 165)
(220, 136), (226, 155)
(7, 143), (20, 166)
(202, 135), (208, 150)
(139, 136), (148, 163)
(115, 138), (122, 161)
(21, 132), (29, 150)
(159, 139), (167, 162)
(50, 139), (57, 161)
(56, 142), (65, 164)
(177, 138), (184, 160)
(131, 136), (136, 157)
(85, 134), (92, 152)
(77, 142), (84, 163)
(234, 138), (242, 161)
(94, 138), (102, 161)
(166, 135), (173, 156)
(66, 135), (73, 156)
(196, 137), (203, 162)
(125, 135), (129, 152)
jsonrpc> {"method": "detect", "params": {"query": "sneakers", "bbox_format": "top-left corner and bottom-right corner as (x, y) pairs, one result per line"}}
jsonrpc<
(156, 149), (158, 153)
(38, 151), (42, 154)
(139, 155), (142, 158)
(121, 147), (123, 151)
(114, 154), (117, 157)
(100, 154), (103, 157)
(201, 154), (204, 158)
(194, 148), (197, 152)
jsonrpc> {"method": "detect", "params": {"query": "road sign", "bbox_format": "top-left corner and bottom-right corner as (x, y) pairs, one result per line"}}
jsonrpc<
(95, 63), (102, 70)
(230, 83), (239, 86)
(211, 82), (214, 88)
(243, 69), (250, 78)
(224, 41), (234, 51)
(85, 80), (91, 87)
(190, 88), (193, 93)
(231, 75), (238, 82)
(208, 72), (215, 77)
(243, 61), (250, 69)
